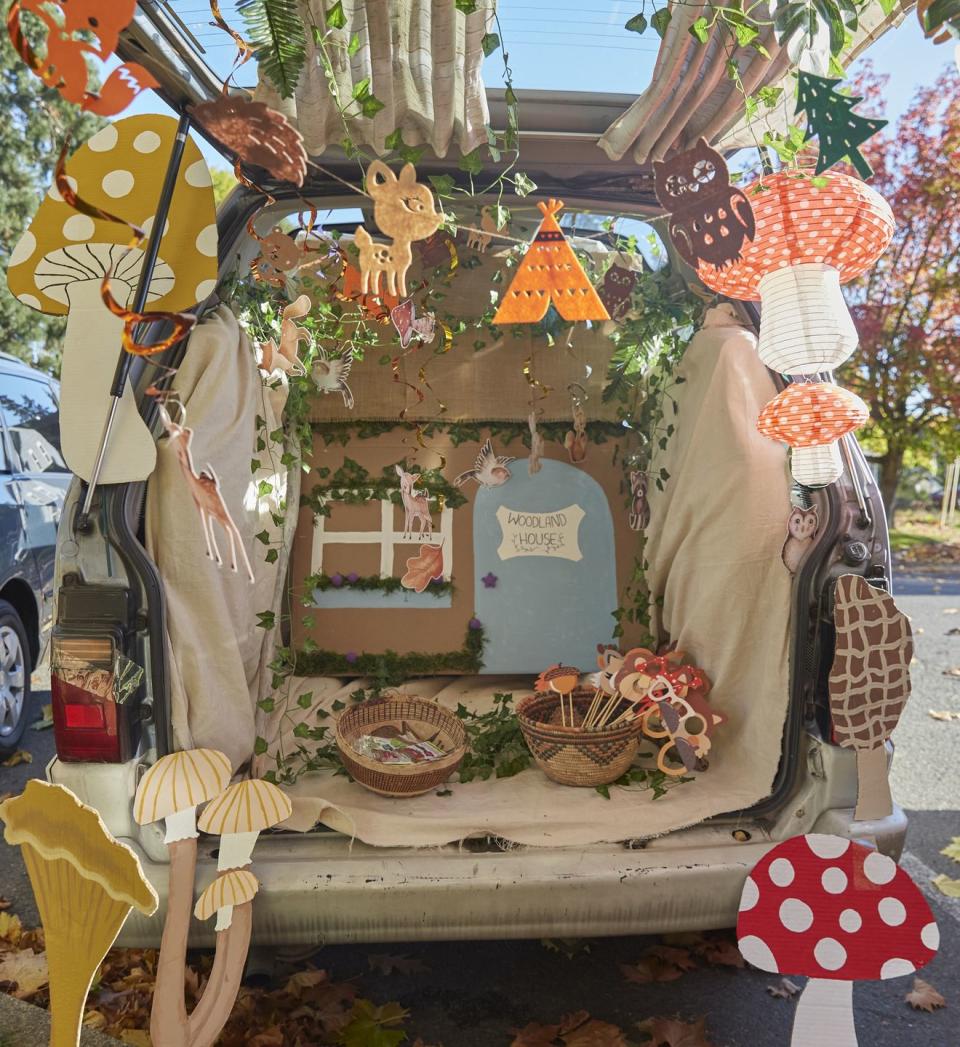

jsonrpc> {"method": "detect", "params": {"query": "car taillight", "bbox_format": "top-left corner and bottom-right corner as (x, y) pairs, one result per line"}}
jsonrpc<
(51, 635), (139, 762)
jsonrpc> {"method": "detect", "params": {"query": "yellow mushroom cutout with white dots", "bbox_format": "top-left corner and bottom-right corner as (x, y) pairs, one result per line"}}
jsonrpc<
(6, 115), (218, 485)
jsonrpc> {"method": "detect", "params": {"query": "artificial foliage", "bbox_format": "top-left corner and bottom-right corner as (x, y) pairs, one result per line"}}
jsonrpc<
(238, 0), (307, 99)
(312, 418), (626, 449)
(796, 71), (888, 179)
(304, 459), (468, 516)
(308, 571), (454, 598)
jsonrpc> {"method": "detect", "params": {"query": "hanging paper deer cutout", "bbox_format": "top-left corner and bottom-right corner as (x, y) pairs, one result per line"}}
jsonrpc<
(355, 161), (442, 298)
(158, 404), (255, 583)
(395, 464), (433, 540)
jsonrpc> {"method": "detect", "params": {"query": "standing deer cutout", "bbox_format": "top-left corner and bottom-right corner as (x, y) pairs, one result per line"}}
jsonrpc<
(355, 161), (442, 298)
(394, 464), (433, 540)
(158, 404), (255, 583)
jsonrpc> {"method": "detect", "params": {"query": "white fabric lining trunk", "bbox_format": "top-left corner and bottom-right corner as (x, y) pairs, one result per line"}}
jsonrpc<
(254, 306), (795, 848)
(254, 0), (496, 159)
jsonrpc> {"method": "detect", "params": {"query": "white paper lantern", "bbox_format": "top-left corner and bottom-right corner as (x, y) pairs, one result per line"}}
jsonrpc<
(756, 264), (859, 374)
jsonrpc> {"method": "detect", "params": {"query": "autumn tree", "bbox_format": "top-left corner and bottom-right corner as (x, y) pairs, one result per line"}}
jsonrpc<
(0, 42), (105, 376)
(839, 68), (960, 521)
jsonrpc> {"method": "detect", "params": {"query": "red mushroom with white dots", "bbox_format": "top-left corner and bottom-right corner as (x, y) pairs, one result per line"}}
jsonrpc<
(737, 834), (939, 1047)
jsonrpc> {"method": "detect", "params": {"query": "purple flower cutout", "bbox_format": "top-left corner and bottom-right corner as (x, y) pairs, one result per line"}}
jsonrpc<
(346, 571), (359, 584)
(481, 572), (498, 589)
(468, 618), (483, 631)
(345, 651), (359, 664)
(329, 572), (344, 588)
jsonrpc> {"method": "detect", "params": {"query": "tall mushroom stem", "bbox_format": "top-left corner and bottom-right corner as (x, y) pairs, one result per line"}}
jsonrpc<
(854, 746), (892, 822)
(150, 837), (197, 1047)
(187, 901), (254, 1047)
(792, 979), (857, 1046)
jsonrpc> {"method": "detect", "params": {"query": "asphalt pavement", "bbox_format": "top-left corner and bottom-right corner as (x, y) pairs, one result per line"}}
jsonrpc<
(0, 566), (957, 1046)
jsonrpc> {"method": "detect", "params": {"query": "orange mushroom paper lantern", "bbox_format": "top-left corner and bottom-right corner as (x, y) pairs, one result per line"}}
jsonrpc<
(697, 171), (894, 375)
(757, 381), (869, 487)
(493, 200), (610, 325)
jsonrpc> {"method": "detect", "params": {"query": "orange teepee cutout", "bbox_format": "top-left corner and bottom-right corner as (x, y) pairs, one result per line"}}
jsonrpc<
(493, 199), (610, 325)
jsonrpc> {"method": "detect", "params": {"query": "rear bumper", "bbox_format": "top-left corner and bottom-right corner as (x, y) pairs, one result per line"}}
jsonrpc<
(48, 739), (908, 947)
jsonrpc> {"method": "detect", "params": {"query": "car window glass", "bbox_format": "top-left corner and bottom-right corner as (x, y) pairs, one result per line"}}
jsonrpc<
(0, 374), (68, 473)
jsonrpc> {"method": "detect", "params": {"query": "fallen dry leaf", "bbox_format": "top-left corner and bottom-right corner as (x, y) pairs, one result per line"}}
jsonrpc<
(636, 1015), (715, 1047)
(905, 977), (946, 1012)
(30, 704), (54, 731)
(928, 710), (960, 721)
(0, 898), (10, 912)
(118, 1031), (152, 1046)
(932, 873), (960, 898)
(562, 1018), (628, 1046)
(699, 936), (745, 969)
(767, 977), (802, 999)
(0, 912), (23, 947)
(400, 543), (444, 593)
(0, 948), (48, 998)
(541, 938), (592, 960)
(1, 750), (32, 767)
(512, 1023), (561, 1047)
(647, 945), (697, 972)
(943, 667), (960, 678)
(947, 627), (960, 636)
(941, 837), (960, 863)
(367, 953), (429, 976)
(621, 956), (685, 985)
(247, 1029), (284, 1047)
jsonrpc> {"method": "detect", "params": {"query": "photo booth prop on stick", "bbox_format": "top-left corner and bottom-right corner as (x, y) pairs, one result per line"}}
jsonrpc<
(829, 575), (914, 822)
(493, 200), (610, 324)
(757, 382), (869, 487)
(0, 780), (158, 1047)
(737, 834), (938, 1047)
(696, 171), (894, 376)
(6, 116), (218, 484)
(652, 138), (756, 269)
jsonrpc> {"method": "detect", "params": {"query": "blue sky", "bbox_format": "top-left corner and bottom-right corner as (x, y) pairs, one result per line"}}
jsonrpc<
(126, 3), (951, 173)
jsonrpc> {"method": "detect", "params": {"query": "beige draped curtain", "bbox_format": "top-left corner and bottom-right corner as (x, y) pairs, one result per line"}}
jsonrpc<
(254, 0), (496, 158)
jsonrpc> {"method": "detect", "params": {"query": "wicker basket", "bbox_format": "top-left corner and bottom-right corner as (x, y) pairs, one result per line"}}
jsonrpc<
(335, 696), (467, 797)
(517, 689), (641, 787)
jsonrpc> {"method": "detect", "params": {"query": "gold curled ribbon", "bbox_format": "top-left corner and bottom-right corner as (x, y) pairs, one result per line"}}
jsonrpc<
(208, 0), (256, 91)
(523, 354), (553, 403)
(54, 140), (196, 356)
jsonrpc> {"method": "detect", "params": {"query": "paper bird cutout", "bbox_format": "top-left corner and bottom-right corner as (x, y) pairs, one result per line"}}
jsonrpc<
(311, 346), (354, 409)
(653, 138), (756, 269)
(796, 72), (888, 180)
(493, 200), (610, 325)
(454, 439), (515, 488)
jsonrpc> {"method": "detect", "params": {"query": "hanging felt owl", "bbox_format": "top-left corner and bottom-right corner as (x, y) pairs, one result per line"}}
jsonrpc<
(599, 263), (639, 321)
(653, 138), (756, 270)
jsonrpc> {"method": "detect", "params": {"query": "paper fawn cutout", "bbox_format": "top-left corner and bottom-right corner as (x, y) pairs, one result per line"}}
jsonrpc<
(527, 411), (545, 475)
(391, 297), (437, 348)
(782, 504), (819, 575)
(466, 205), (506, 252)
(191, 96), (307, 186)
(354, 161), (443, 299)
(829, 574), (913, 822)
(628, 470), (650, 531)
(401, 542), (445, 593)
(738, 834), (938, 1047)
(395, 464), (434, 539)
(494, 200), (610, 325)
(7, 0), (158, 116)
(158, 404), (255, 583)
(796, 73), (888, 181)
(0, 780), (158, 1047)
(653, 138), (756, 270)
(454, 438), (516, 488)
(259, 294), (309, 377)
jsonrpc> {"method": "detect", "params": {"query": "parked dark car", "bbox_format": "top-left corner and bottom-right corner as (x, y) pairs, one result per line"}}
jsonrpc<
(0, 351), (70, 755)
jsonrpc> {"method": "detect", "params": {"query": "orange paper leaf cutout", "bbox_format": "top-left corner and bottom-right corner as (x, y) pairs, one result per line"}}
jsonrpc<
(493, 200), (610, 325)
(401, 544), (444, 594)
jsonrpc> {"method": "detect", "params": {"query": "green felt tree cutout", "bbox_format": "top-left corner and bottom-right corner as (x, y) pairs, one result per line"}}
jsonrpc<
(796, 71), (888, 179)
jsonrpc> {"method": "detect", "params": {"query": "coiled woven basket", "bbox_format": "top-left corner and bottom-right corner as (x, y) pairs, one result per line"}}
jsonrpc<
(517, 689), (641, 787)
(335, 696), (467, 797)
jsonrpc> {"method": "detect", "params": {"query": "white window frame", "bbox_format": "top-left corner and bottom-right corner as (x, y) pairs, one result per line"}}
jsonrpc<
(311, 491), (453, 579)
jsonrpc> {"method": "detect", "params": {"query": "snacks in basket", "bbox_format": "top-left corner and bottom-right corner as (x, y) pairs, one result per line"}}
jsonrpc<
(353, 729), (447, 765)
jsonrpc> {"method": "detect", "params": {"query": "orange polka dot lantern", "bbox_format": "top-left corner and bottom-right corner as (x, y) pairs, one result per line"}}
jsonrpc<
(698, 171), (894, 375)
(757, 381), (869, 487)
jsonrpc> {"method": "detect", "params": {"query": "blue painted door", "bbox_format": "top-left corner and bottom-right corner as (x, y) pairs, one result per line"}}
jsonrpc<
(473, 458), (617, 673)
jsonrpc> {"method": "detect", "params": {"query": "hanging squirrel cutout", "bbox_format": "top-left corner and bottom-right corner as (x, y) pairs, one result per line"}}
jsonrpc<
(528, 411), (545, 475)
(259, 294), (310, 377)
(355, 161), (442, 297)
(564, 388), (588, 464)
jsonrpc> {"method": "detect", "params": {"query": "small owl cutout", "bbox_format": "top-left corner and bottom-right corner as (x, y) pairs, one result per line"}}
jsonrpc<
(599, 263), (639, 322)
(653, 138), (756, 270)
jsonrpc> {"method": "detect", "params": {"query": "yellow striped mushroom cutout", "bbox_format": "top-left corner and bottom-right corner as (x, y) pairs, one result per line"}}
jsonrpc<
(194, 869), (259, 932)
(134, 749), (232, 844)
(197, 778), (293, 871)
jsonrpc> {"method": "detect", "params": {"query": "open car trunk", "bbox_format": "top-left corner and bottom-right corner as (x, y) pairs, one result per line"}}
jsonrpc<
(140, 192), (795, 851)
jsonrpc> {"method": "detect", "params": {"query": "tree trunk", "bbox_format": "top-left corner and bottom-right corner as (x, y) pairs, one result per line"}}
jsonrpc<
(187, 901), (253, 1047)
(877, 444), (905, 527)
(150, 838), (197, 1047)
(792, 978), (857, 1046)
